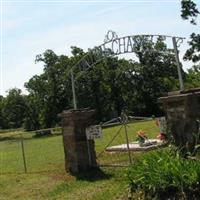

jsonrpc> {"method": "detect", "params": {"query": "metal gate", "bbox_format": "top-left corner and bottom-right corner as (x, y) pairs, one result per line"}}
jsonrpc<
(94, 112), (157, 167)
(96, 112), (132, 167)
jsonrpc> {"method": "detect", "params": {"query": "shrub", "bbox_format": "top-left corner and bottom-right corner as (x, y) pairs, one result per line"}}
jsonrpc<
(126, 149), (200, 200)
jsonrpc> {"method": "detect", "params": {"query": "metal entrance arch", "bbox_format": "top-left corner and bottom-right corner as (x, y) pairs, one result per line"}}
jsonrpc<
(70, 31), (185, 109)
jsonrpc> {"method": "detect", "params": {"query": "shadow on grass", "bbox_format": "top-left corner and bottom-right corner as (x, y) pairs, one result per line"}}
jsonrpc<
(73, 167), (112, 182)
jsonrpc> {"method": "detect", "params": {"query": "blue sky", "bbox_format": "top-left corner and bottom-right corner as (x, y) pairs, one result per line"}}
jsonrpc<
(1, 0), (200, 96)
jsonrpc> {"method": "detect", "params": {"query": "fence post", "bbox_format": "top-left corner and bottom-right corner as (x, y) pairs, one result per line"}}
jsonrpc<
(124, 122), (132, 165)
(86, 138), (92, 166)
(20, 134), (27, 173)
(121, 111), (132, 165)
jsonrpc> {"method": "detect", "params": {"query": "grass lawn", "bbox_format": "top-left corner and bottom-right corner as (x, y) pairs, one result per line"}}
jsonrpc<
(0, 120), (159, 200)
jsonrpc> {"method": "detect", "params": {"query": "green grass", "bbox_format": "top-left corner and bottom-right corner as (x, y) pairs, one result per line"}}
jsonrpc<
(0, 135), (65, 173)
(0, 120), (159, 200)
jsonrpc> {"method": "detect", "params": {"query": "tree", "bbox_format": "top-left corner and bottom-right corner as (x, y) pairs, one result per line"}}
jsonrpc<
(23, 38), (180, 129)
(75, 36), (179, 118)
(0, 95), (6, 129)
(25, 50), (73, 129)
(23, 95), (41, 131)
(130, 36), (179, 115)
(185, 65), (200, 88)
(180, 0), (200, 88)
(184, 33), (200, 65)
(181, 0), (200, 67)
(76, 56), (135, 120)
(2, 88), (26, 128)
(181, 0), (199, 25)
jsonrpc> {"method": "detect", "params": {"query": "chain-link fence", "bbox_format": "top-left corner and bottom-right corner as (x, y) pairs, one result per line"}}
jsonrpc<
(0, 128), (65, 174)
(0, 117), (162, 174)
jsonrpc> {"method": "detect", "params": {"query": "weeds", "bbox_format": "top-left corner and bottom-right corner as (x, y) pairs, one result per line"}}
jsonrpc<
(126, 149), (200, 200)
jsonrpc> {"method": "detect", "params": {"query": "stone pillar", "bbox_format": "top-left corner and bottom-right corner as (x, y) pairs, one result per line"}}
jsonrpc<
(60, 109), (97, 174)
(159, 88), (200, 153)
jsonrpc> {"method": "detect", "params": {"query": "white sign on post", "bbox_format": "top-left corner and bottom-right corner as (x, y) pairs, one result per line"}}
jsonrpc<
(86, 125), (102, 140)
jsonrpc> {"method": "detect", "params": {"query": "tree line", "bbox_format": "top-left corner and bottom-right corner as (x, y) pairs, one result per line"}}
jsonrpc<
(0, 0), (199, 131)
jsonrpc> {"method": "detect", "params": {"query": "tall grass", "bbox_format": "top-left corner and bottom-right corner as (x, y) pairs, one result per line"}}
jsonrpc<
(126, 149), (200, 200)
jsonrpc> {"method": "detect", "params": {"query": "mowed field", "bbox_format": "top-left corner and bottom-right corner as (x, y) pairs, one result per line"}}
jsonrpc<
(0, 120), (159, 200)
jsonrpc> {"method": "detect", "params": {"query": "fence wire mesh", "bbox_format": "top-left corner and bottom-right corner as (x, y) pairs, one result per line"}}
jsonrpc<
(0, 118), (161, 174)
(0, 128), (65, 174)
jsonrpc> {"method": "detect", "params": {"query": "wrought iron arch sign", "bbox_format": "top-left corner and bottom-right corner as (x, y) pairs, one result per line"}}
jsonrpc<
(70, 31), (185, 109)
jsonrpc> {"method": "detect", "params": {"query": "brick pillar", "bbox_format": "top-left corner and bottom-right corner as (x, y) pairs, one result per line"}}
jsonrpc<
(159, 89), (200, 153)
(60, 109), (97, 174)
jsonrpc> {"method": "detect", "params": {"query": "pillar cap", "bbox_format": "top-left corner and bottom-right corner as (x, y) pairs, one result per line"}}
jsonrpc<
(158, 88), (200, 103)
(58, 108), (95, 122)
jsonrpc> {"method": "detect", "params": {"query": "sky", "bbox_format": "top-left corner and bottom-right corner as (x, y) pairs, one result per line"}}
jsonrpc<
(0, 0), (200, 96)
